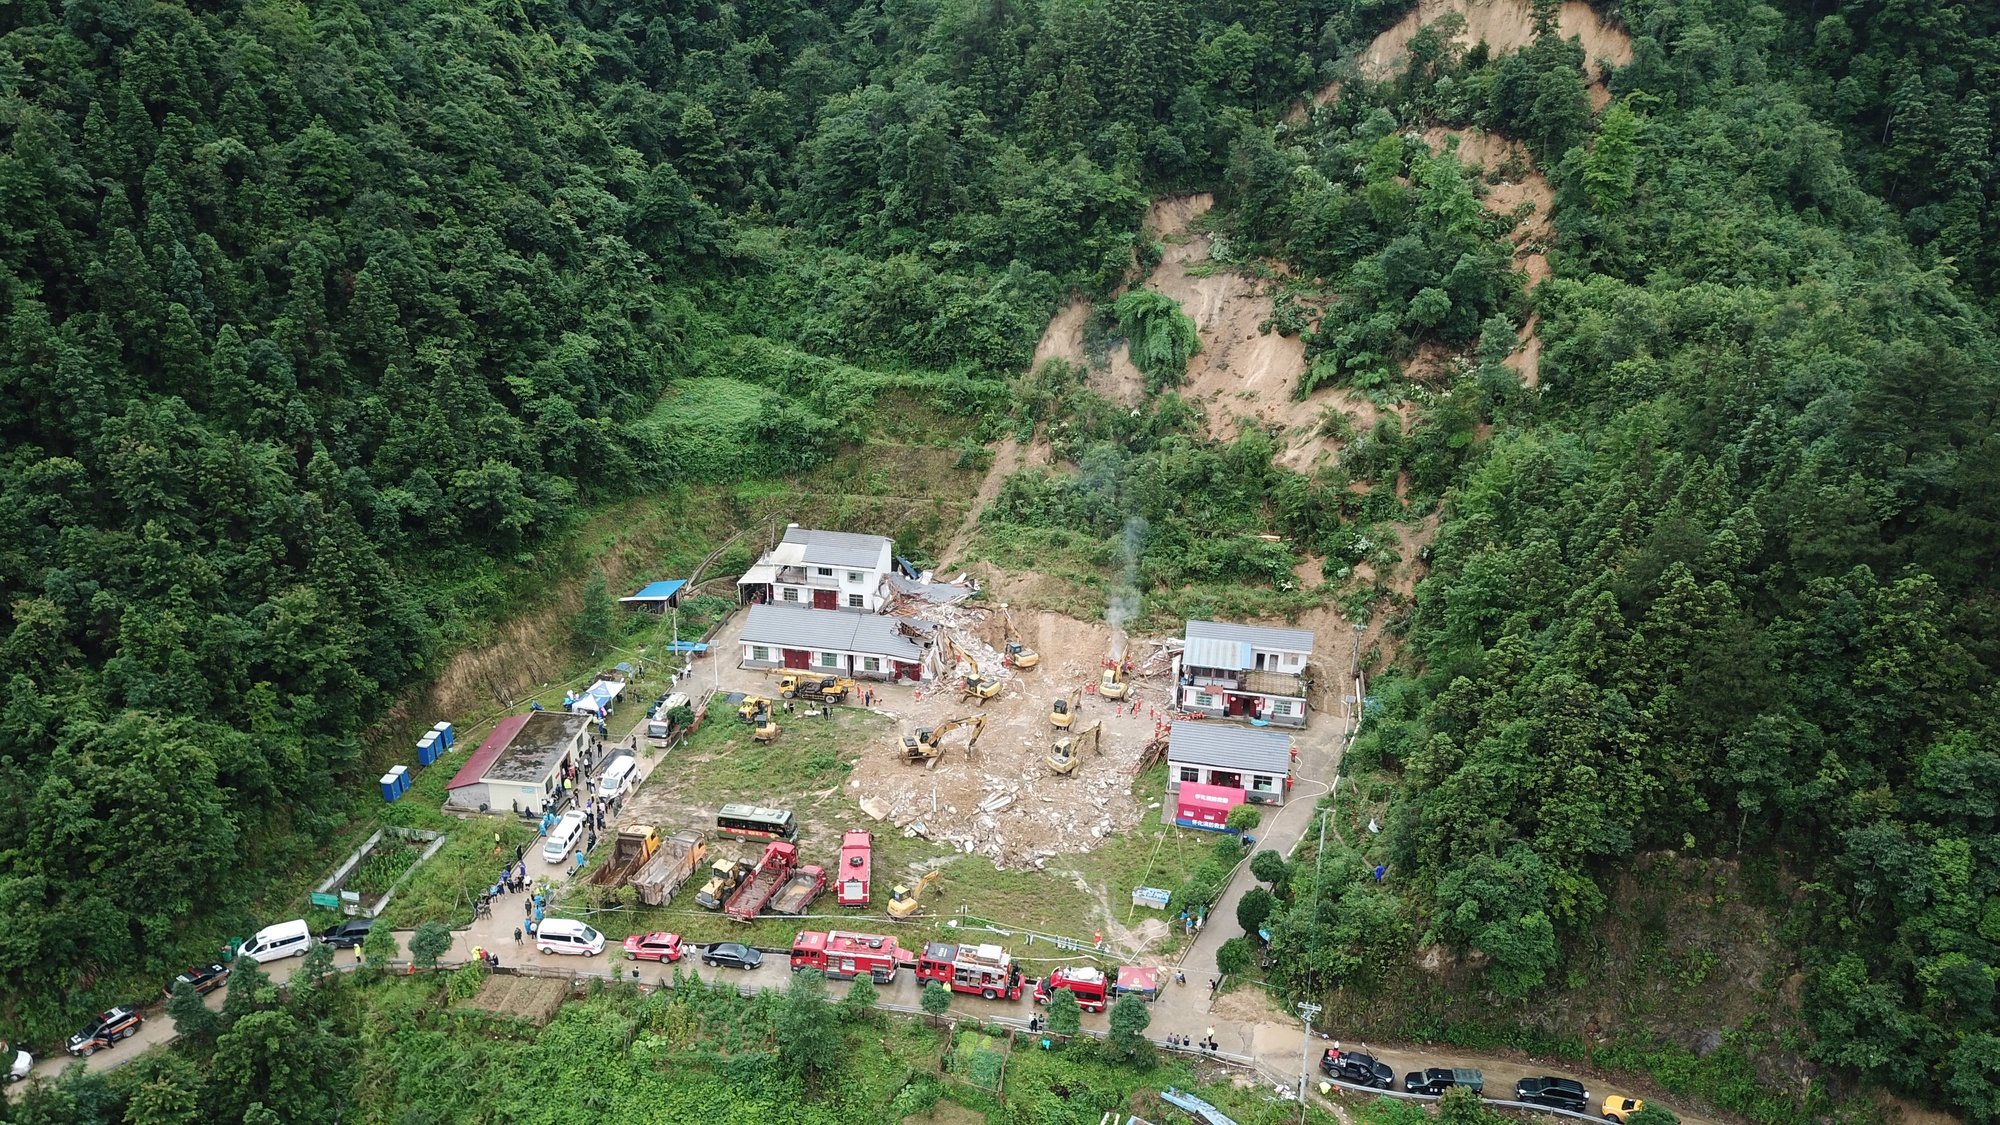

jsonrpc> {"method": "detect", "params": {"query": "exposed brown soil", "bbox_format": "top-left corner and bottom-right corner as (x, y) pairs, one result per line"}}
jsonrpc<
(1362, 0), (1634, 109)
(1422, 126), (1553, 387)
(462, 973), (570, 1025)
(1508, 313), (1544, 387)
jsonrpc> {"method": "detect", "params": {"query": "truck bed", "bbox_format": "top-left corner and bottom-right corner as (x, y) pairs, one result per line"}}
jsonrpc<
(769, 867), (826, 915)
(631, 833), (706, 907)
(724, 865), (789, 920)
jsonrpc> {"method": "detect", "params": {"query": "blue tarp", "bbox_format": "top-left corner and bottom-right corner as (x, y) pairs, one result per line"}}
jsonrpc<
(661, 641), (710, 653)
(621, 580), (687, 603)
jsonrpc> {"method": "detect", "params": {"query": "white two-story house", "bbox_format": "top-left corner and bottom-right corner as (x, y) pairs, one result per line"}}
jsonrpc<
(737, 526), (894, 612)
(1175, 620), (1314, 728)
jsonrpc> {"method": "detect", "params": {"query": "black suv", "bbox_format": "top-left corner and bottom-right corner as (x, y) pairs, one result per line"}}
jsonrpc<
(1404, 1067), (1483, 1096)
(1320, 1050), (1395, 1089)
(318, 918), (375, 948)
(1515, 1076), (1589, 1109)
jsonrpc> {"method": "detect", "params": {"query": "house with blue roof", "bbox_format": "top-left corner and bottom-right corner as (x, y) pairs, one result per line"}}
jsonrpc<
(1174, 620), (1315, 728)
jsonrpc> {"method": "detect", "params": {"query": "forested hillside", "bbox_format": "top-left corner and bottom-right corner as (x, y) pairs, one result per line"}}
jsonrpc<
(8, 0), (2000, 1118)
(0, 0), (1389, 1042)
(1242, 0), (2000, 1118)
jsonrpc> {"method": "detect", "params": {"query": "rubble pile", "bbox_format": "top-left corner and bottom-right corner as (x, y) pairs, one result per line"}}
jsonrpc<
(847, 764), (1137, 867)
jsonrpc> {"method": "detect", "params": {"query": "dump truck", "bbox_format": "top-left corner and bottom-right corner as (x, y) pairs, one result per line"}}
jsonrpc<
(632, 830), (707, 907)
(769, 864), (827, 915)
(771, 673), (854, 703)
(694, 855), (755, 910)
(588, 825), (661, 887)
(724, 840), (798, 921)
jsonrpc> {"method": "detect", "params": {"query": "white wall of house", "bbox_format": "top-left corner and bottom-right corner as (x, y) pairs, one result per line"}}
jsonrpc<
(1166, 759), (1286, 804)
(740, 642), (907, 679)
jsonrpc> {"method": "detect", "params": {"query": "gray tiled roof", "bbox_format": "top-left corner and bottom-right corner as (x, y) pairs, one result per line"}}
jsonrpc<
(1183, 620), (1315, 671)
(1167, 720), (1293, 774)
(741, 604), (923, 661)
(783, 527), (890, 570)
(484, 711), (590, 783)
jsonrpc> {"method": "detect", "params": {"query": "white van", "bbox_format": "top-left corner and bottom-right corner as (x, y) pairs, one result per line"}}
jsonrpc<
(237, 919), (312, 963)
(533, 918), (604, 957)
(596, 755), (638, 800)
(543, 810), (587, 864)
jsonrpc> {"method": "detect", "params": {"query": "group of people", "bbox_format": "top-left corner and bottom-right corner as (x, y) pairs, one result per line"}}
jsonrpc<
(1166, 1027), (1221, 1053)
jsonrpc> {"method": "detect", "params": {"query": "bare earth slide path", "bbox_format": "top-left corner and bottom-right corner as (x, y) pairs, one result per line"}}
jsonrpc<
(1360, 0), (1634, 109)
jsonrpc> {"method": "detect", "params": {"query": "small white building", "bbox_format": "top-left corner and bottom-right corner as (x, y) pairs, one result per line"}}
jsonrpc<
(738, 603), (924, 681)
(1175, 620), (1315, 728)
(737, 526), (895, 612)
(1165, 720), (1293, 805)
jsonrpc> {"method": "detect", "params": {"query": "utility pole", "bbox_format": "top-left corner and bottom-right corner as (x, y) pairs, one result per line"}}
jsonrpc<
(1297, 1000), (1322, 1123)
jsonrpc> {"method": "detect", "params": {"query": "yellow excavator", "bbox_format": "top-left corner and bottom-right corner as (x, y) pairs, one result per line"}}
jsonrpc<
(960, 677), (1002, 705)
(753, 716), (780, 743)
(1050, 686), (1083, 729)
(899, 714), (987, 767)
(1004, 641), (1040, 669)
(737, 696), (774, 722)
(1099, 662), (1130, 701)
(1049, 722), (1102, 776)
(887, 870), (944, 920)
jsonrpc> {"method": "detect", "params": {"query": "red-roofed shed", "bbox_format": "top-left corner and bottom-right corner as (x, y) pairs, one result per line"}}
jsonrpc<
(445, 712), (587, 813)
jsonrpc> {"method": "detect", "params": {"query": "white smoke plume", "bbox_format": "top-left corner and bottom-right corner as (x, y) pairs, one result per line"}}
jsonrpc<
(1107, 516), (1147, 663)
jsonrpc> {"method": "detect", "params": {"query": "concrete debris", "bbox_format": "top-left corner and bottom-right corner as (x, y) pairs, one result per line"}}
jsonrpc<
(859, 796), (891, 820)
(904, 820), (929, 839)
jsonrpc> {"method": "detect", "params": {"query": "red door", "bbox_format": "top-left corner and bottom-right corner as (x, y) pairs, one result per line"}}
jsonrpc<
(783, 649), (810, 669)
(812, 589), (837, 609)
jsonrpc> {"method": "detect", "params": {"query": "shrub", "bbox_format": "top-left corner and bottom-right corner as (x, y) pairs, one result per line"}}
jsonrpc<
(1237, 887), (1276, 934)
(1216, 937), (1254, 976)
(1113, 289), (1200, 392)
(1226, 804), (1261, 833)
(1251, 850), (1290, 888)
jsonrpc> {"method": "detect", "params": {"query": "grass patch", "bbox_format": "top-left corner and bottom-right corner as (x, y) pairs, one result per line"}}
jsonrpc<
(558, 704), (1208, 965)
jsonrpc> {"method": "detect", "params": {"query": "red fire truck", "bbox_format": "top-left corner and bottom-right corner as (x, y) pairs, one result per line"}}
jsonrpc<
(837, 830), (872, 906)
(915, 941), (1025, 1001)
(790, 930), (909, 983)
(1033, 965), (1110, 1013)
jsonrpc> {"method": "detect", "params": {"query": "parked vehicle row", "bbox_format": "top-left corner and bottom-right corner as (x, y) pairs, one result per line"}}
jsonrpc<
(1319, 1054), (1638, 1120)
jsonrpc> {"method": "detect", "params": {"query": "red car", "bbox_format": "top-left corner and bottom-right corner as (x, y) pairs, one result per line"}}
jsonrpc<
(622, 932), (685, 962)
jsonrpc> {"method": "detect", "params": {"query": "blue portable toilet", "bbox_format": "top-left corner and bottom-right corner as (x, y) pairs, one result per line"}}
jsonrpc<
(380, 772), (402, 802)
(416, 732), (440, 766)
(432, 721), (455, 750)
(389, 764), (410, 798)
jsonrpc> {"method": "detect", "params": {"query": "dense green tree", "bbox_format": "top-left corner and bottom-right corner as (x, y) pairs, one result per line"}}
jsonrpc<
(776, 971), (839, 1087)
(1236, 887), (1276, 934)
(839, 974), (878, 1025)
(919, 981), (950, 1027)
(408, 922), (452, 971)
(164, 980), (218, 1045)
(571, 573), (616, 656)
(1107, 994), (1152, 1060)
(1044, 986), (1082, 1040)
